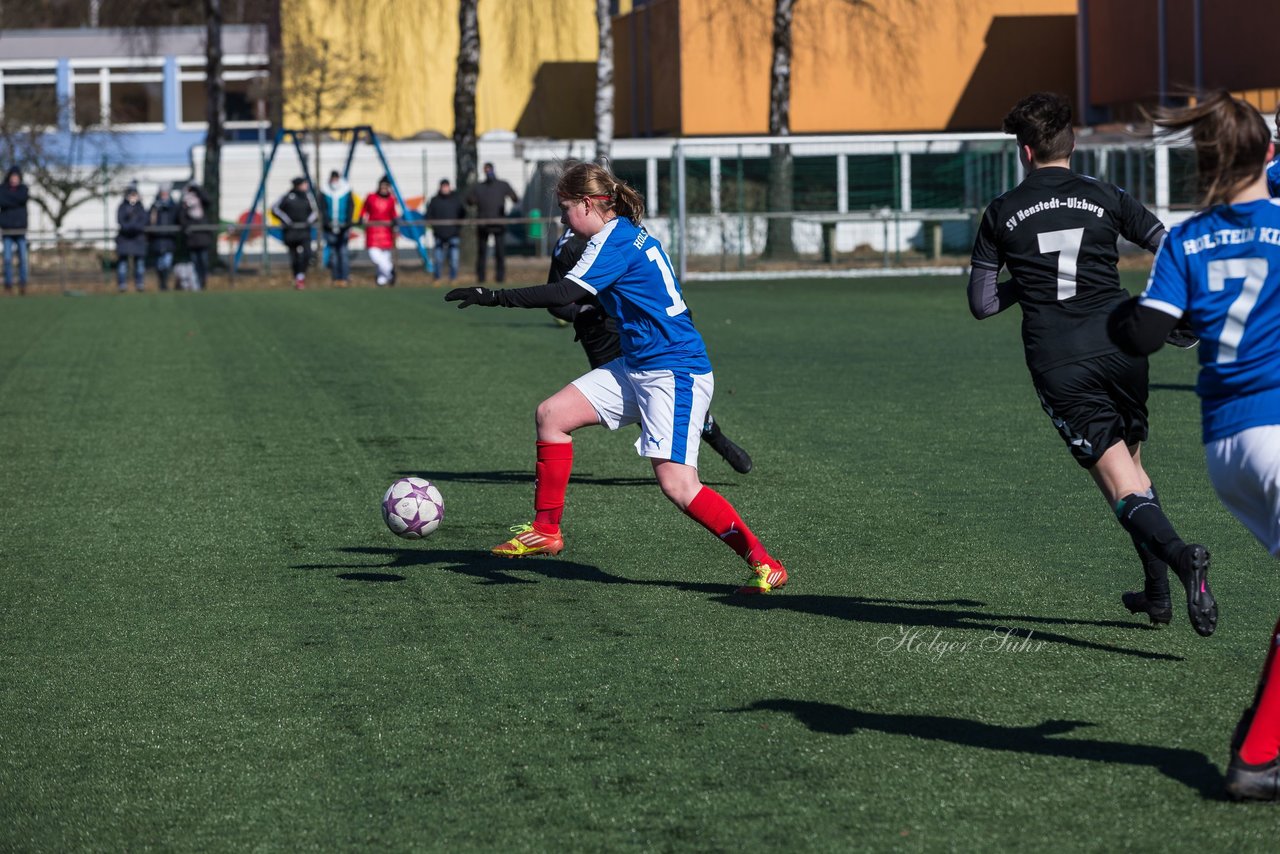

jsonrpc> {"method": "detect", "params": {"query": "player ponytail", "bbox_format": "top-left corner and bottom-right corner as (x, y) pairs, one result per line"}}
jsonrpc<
(556, 161), (645, 225)
(1151, 90), (1271, 207)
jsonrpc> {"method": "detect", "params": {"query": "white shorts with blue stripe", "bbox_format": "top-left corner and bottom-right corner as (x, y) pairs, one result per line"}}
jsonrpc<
(571, 358), (714, 467)
(1206, 424), (1280, 557)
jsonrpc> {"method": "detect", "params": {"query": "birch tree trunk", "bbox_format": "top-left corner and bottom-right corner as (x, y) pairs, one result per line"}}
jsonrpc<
(204, 0), (225, 232)
(763, 0), (797, 260)
(594, 0), (614, 166)
(454, 0), (480, 271)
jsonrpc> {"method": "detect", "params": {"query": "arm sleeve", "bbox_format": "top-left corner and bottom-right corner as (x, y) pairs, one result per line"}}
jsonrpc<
(1108, 296), (1181, 356)
(495, 279), (593, 308)
(563, 233), (626, 294)
(967, 266), (1017, 319)
(1137, 233), (1190, 320)
(271, 196), (292, 224)
(1116, 187), (1166, 252)
(969, 203), (1002, 274)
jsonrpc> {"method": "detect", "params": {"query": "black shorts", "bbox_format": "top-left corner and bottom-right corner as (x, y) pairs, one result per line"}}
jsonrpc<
(1031, 351), (1150, 468)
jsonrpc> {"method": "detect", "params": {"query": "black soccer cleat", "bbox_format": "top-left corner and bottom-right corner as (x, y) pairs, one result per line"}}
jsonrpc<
(1172, 544), (1217, 637)
(1122, 590), (1172, 626)
(701, 414), (752, 474)
(1225, 754), (1280, 802)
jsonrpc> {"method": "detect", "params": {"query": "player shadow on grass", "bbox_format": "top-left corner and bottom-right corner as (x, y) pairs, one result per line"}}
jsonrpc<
(732, 699), (1223, 799)
(298, 547), (1180, 662)
(296, 545), (633, 587)
(704, 591), (1182, 662)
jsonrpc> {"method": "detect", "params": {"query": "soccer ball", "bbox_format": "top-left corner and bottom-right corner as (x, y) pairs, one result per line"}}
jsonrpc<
(381, 477), (444, 539)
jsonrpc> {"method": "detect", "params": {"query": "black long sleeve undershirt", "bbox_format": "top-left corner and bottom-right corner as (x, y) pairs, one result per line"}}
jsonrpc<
(494, 278), (593, 309)
(1108, 296), (1182, 356)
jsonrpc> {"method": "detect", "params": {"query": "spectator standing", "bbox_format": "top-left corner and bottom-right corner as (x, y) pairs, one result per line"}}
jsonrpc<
(466, 162), (518, 283)
(0, 166), (30, 295)
(424, 179), (465, 282)
(179, 182), (213, 290)
(147, 187), (179, 291)
(361, 175), (399, 286)
(115, 186), (148, 293)
(273, 176), (317, 290)
(320, 170), (354, 287)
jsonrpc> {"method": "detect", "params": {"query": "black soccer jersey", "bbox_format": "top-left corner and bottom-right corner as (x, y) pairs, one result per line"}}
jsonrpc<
(970, 167), (1164, 374)
(546, 228), (623, 369)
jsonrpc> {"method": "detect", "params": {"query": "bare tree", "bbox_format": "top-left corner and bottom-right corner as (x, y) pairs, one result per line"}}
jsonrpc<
(0, 97), (126, 231)
(453, 0), (481, 266)
(694, 0), (932, 260)
(763, 0), (796, 259)
(204, 0), (225, 228)
(282, 12), (376, 183)
(594, 0), (615, 166)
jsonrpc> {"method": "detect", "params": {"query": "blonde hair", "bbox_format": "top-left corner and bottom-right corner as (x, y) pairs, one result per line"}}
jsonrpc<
(1151, 91), (1271, 207)
(556, 161), (645, 225)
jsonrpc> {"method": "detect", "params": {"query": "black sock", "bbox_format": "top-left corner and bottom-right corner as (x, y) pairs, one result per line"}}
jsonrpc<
(702, 412), (720, 440)
(1115, 488), (1187, 569)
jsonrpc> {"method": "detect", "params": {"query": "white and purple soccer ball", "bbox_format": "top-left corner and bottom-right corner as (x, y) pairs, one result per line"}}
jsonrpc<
(381, 477), (444, 539)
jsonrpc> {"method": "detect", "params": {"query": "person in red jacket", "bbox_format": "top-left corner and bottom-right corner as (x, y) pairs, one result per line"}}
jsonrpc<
(360, 176), (399, 286)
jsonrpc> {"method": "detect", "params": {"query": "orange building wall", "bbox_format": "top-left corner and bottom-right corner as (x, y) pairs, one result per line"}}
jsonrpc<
(615, 0), (684, 137)
(668, 0), (1077, 135)
(1085, 0), (1280, 115)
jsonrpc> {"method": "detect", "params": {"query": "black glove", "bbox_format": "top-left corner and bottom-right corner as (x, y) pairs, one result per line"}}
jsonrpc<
(1165, 315), (1200, 349)
(445, 286), (499, 309)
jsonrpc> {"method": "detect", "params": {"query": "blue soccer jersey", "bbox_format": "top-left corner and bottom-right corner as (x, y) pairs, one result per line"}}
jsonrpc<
(1268, 159), (1280, 198)
(563, 218), (711, 373)
(1141, 198), (1280, 442)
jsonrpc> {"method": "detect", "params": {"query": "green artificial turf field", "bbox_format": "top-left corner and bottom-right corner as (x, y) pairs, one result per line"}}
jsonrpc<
(2, 277), (1278, 851)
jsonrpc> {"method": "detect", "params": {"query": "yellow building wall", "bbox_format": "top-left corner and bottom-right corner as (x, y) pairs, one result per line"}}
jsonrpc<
(283, 0), (601, 139)
(676, 0), (1078, 135)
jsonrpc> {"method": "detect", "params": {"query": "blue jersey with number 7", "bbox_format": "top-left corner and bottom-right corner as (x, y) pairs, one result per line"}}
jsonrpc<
(1140, 198), (1280, 442)
(564, 217), (711, 373)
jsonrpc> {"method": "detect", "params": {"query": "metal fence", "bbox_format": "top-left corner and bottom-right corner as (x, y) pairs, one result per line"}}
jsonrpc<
(3, 130), (1221, 290)
(523, 132), (1206, 281)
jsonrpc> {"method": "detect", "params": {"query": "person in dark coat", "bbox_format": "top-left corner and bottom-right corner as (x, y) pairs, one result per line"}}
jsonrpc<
(147, 187), (179, 291)
(116, 186), (148, 292)
(424, 178), (465, 282)
(272, 176), (317, 289)
(0, 166), (29, 295)
(320, 170), (354, 286)
(178, 182), (213, 290)
(465, 162), (518, 283)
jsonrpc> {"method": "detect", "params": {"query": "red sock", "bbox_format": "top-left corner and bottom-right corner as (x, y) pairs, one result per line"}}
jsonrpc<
(1239, 617), (1280, 765)
(533, 441), (573, 535)
(684, 487), (766, 563)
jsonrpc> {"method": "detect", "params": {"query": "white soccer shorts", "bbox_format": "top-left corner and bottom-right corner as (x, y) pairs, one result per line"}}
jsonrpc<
(571, 358), (714, 467)
(1205, 424), (1280, 557)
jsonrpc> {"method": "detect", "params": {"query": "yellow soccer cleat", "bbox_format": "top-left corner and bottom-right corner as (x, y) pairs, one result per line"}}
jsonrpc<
(491, 523), (565, 558)
(735, 559), (788, 595)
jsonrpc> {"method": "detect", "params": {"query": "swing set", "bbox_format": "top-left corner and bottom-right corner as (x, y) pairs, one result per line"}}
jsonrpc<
(232, 125), (431, 273)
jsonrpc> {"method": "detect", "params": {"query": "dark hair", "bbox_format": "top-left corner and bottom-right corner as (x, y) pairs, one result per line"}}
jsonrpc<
(329, 170), (340, 179)
(1152, 90), (1270, 207)
(1002, 93), (1075, 163)
(556, 161), (645, 225)
(439, 179), (451, 188)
